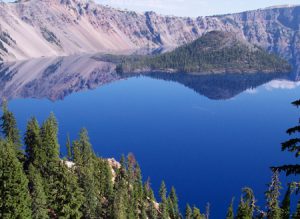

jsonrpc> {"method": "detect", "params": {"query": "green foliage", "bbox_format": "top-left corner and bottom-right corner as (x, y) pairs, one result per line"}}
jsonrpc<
(281, 185), (291, 219)
(226, 198), (234, 219)
(48, 161), (84, 219)
(40, 113), (60, 166)
(192, 206), (205, 219)
(66, 133), (72, 160)
(293, 200), (300, 219)
(1, 101), (22, 157)
(6, 101), (300, 219)
(168, 186), (180, 219)
(273, 100), (300, 175)
(236, 187), (256, 219)
(117, 31), (291, 74)
(72, 128), (99, 218)
(28, 164), (48, 219)
(265, 171), (281, 219)
(159, 181), (169, 219)
(25, 117), (44, 168)
(0, 140), (32, 218)
(185, 204), (193, 219)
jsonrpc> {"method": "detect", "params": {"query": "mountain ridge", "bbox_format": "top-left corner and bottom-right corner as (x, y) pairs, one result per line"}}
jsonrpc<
(0, 0), (299, 72)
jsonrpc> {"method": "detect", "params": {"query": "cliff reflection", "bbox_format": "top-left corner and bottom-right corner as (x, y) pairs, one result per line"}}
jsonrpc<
(0, 54), (297, 102)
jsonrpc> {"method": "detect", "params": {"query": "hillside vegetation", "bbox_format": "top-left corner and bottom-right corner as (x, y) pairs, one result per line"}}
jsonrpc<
(0, 100), (299, 219)
(116, 31), (291, 74)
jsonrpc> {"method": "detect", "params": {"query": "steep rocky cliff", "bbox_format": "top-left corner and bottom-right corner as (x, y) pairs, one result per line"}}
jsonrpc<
(0, 0), (299, 71)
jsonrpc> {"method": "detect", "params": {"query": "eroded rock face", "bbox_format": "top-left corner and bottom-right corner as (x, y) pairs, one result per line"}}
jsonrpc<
(0, 0), (299, 68)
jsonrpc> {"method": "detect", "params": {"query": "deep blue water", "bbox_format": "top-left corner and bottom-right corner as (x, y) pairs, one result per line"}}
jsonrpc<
(1, 58), (300, 218)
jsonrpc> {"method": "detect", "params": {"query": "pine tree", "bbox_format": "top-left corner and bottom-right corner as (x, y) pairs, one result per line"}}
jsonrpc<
(185, 204), (192, 219)
(92, 158), (112, 218)
(40, 113), (60, 167)
(39, 113), (61, 205)
(226, 198), (234, 219)
(236, 187), (256, 219)
(0, 140), (32, 218)
(66, 133), (72, 160)
(192, 206), (203, 219)
(133, 162), (144, 218)
(159, 181), (169, 219)
(169, 186), (180, 219)
(281, 185), (291, 219)
(168, 197), (176, 219)
(49, 161), (84, 219)
(126, 153), (139, 218)
(1, 102), (22, 158)
(113, 175), (127, 219)
(265, 170), (281, 219)
(293, 200), (300, 219)
(273, 99), (300, 175)
(144, 178), (158, 219)
(25, 117), (45, 169)
(28, 164), (49, 219)
(73, 128), (99, 219)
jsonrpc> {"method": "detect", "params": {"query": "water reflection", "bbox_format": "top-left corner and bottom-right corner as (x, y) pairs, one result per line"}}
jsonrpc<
(0, 54), (298, 102)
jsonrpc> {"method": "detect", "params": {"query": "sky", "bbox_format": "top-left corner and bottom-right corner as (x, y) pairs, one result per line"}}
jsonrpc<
(97, 0), (300, 17)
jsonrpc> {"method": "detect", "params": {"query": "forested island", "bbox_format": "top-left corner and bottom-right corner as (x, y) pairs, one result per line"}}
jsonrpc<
(0, 100), (299, 219)
(115, 31), (291, 75)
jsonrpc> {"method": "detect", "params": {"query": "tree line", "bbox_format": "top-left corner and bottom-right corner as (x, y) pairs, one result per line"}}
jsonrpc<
(0, 99), (299, 219)
(116, 31), (290, 74)
(0, 102), (207, 219)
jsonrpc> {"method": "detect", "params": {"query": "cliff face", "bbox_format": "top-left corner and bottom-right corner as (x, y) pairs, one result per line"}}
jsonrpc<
(0, 0), (299, 70)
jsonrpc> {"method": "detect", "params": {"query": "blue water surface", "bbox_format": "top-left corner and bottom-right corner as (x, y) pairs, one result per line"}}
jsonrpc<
(5, 75), (300, 218)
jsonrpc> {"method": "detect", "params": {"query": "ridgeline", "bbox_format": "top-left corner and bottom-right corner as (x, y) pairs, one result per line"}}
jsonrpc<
(116, 31), (291, 74)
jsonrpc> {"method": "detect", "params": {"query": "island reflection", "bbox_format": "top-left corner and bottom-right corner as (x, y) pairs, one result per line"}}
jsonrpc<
(0, 54), (298, 102)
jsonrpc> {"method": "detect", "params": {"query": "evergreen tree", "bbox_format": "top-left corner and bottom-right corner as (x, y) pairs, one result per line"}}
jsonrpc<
(148, 201), (158, 219)
(281, 185), (291, 219)
(192, 206), (203, 219)
(25, 117), (44, 168)
(159, 181), (169, 219)
(73, 128), (99, 219)
(66, 133), (72, 160)
(293, 200), (300, 219)
(113, 176), (127, 219)
(95, 159), (113, 218)
(0, 140), (32, 218)
(39, 113), (61, 205)
(273, 99), (300, 175)
(169, 186), (180, 219)
(28, 164), (49, 219)
(40, 113), (60, 167)
(265, 171), (281, 219)
(133, 162), (144, 218)
(226, 198), (234, 219)
(0, 102), (22, 158)
(236, 187), (256, 219)
(185, 204), (192, 219)
(144, 178), (158, 219)
(48, 161), (84, 219)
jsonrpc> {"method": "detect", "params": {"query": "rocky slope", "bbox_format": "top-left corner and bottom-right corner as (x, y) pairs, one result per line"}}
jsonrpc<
(0, 0), (299, 71)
